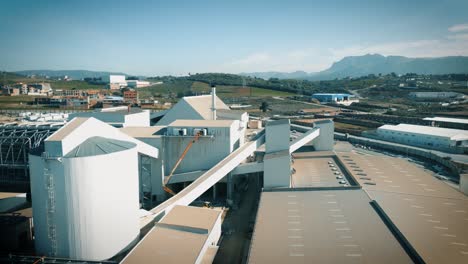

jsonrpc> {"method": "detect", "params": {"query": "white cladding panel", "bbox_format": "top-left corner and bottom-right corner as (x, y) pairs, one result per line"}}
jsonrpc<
(311, 120), (334, 151)
(63, 148), (140, 260)
(124, 111), (150, 127)
(30, 147), (140, 261)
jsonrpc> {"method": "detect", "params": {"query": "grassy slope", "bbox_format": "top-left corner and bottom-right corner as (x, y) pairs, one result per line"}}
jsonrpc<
(138, 80), (294, 99)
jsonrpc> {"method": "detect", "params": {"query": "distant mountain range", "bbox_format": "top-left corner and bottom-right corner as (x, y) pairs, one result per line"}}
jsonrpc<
(14, 70), (130, 80)
(241, 54), (468, 80)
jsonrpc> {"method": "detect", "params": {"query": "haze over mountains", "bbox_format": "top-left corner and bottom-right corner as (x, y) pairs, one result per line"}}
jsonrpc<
(13, 54), (468, 81)
(242, 54), (468, 80)
(14, 70), (128, 80)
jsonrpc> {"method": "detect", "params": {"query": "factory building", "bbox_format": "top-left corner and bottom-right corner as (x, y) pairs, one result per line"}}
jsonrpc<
(17, 89), (333, 263)
(376, 123), (468, 153)
(102, 75), (127, 89)
(311, 93), (359, 105)
(29, 117), (158, 260)
(68, 106), (150, 127)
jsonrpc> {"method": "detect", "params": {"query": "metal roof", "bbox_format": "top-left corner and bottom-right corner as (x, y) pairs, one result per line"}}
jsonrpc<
(378, 124), (468, 140)
(423, 117), (468, 125)
(64, 136), (136, 158)
(248, 189), (412, 263)
(337, 153), (468, 263)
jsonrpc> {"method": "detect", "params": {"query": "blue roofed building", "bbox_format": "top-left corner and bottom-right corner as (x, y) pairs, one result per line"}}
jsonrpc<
(312, 93), (359, 105)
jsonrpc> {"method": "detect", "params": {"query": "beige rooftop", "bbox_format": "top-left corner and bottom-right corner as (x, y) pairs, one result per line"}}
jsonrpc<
(248, 189), (412, 264)
(123, 206), (221, 264)
(337, 153), (468, 263)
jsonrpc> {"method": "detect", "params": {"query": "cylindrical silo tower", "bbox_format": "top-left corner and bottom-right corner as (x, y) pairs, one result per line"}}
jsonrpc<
(30, 136), (140, 261)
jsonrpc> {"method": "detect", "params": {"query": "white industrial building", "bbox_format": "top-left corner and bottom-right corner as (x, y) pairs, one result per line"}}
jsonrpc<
(126, 80), (151, 88)
(68, 106), (150, 127)
(102, 75), (127, 86)
(376, 123), (468, 153)
(29, 117), (158, 260)
(25, 87), (332, 262)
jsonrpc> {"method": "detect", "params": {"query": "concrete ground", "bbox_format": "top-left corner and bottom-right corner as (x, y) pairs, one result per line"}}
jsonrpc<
(213, 174), (260, 264)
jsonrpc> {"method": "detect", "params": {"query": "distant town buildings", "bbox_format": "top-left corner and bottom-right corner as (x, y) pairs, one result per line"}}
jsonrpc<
(123, 90), (139, 104)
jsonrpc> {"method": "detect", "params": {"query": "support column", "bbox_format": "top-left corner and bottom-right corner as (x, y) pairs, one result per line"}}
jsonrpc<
(213, 183), (217, 201)
(226, 173), (233, 206)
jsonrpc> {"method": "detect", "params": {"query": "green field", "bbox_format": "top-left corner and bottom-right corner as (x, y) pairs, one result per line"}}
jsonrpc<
(49, 80), (105, 90)
(137, 80), (294, 99)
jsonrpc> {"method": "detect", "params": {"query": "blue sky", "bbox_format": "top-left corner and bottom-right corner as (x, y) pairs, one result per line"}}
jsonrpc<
(1, 0), (468, 76)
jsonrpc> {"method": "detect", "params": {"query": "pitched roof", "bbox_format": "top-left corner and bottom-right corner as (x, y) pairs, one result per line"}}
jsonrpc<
(183, 95), (229, 120)
(64, 136), (136, 158)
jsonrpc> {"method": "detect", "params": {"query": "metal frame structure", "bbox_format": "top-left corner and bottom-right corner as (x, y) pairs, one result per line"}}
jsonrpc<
(0, 124), (60, 192)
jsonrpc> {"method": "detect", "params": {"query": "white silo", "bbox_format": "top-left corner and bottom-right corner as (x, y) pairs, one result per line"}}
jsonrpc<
(30, 136), (140, 260)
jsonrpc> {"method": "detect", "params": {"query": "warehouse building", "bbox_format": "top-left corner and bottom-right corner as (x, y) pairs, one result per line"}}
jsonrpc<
(376, 123), (468, 153)
(311, 93), (359, 105)
(423, 116), (468, 130)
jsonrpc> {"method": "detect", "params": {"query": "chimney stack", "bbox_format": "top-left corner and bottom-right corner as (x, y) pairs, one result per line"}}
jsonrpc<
(211, 84), (216, 120)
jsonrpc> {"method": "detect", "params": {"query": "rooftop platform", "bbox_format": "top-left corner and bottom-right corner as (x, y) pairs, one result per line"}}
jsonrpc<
(291, 152), (351, 188)
(248, 189), (412, 264)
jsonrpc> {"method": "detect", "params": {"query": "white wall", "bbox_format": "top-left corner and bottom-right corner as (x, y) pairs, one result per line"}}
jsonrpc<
(195, 212), (222, 264)
(124, 111), (150, 127)
(263, 151), (291, 188)
(376, 128), (456, 151)
(266, 120), (290, 154)
(311, 120), (334, 151)
(163, 126), (233, 175)
(63, 148), (140, 260)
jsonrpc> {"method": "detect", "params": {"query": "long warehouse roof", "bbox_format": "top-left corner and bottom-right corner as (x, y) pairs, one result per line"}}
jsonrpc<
(248, 189), (412, 264)
(423, 117), (468, 125)
(337, 153), (468, 264)
(378, 124), (468, 140)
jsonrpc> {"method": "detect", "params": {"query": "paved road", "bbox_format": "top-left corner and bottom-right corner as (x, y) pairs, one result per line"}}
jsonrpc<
(213, 174), (259, 264)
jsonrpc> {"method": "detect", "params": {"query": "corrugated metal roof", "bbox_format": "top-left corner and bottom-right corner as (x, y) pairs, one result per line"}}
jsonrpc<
(64, 136), (136, 158)
(423, 117), (468, 125)
(378, 124), (468, 140)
